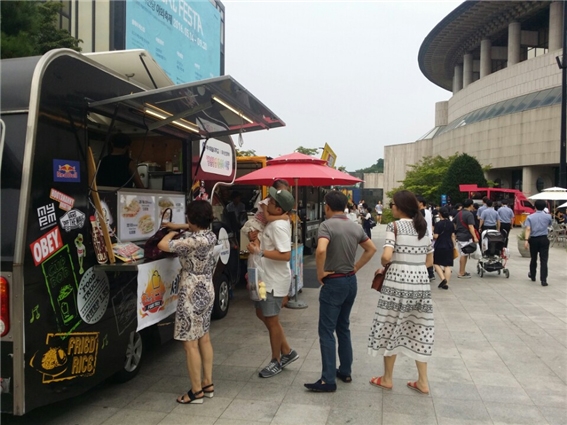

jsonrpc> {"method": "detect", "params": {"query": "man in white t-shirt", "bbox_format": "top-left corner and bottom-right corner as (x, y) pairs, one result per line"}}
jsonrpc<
(248, 187), (298, 378)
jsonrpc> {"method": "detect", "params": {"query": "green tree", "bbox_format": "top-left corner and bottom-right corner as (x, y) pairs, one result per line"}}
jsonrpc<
(387, 154), (458, 203)
(295, 146), (320, 156)
(1, 1), (81, 59)
(438, 153), (488, 204)
(356, 158), (383, 173)
(236, 149), (257, 157)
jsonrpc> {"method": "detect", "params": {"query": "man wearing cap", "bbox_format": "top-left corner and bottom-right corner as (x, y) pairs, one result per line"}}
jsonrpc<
(247, 187), (298, 378)
(304, 191), (376, 392)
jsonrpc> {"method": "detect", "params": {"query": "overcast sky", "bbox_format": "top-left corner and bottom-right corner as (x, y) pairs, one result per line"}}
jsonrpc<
(222, 0), (462, 170)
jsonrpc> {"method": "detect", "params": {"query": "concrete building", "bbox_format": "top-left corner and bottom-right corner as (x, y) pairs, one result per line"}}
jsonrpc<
(384, 0), (565, 203)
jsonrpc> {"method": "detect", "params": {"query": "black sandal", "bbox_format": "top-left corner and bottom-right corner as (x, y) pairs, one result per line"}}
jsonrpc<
(336, 369), (352, 383)
(438, 279), (448, 289)
(176, 389), (204, 404)
(202, 383), (214, 398)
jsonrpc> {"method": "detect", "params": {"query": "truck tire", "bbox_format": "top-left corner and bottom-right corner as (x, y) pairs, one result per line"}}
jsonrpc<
(113, 330), (143, 383)
(212, 273), (230, 320)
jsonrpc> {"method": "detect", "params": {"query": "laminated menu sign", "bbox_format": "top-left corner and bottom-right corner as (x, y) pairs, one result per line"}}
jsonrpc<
(117, 191), (186, 242)
(118, 194), (156, 242)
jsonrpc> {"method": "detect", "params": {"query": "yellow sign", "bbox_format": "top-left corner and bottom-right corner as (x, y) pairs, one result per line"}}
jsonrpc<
(320, 143), (337, 168)
(30, 332), (99, 383)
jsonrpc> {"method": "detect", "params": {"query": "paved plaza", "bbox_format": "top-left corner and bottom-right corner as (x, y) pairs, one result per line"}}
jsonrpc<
(4, 225), (567, 425)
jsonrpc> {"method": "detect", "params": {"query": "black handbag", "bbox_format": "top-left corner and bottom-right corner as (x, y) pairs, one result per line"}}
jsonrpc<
(143, 208), (182, 261)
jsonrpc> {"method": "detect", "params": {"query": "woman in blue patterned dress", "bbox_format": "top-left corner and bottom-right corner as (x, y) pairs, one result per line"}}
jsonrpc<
(368, 190), (434, 395)
(158, 200), (217, 404)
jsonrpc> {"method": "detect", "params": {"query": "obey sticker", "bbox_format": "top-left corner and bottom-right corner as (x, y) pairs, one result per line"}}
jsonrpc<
(30, 226), (63, 266)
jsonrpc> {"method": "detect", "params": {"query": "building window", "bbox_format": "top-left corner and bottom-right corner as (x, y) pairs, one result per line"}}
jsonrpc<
(536, 177), (545, 192)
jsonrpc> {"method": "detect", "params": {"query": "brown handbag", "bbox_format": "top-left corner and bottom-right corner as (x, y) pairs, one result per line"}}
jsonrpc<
(371, 221), (397, 292)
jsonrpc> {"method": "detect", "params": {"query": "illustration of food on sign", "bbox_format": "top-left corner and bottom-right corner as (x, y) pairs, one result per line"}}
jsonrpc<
(141, 270), (165, 315)
(138, 214), (154, 234)
(158, 198), (174, 217)
(29, 346), (68, 376)
(122, 199), (141, 217)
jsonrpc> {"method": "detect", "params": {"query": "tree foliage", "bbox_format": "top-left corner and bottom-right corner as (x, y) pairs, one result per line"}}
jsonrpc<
(236, 149), (257, 157)
(1, 1), (81, 59)
(387, 154), (458, 203)
(295, 146), (320, 156)
(439, 153), (488, 205)
(356, 158), (383, 173)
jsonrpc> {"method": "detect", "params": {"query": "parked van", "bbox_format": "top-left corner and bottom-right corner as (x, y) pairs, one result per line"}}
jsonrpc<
(0, 49), (284, 415)
(459, 184), (535, 226)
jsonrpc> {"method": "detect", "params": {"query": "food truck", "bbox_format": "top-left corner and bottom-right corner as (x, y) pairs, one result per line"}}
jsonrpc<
(459, 184), (535, 226)
(0, 48), (284, 415)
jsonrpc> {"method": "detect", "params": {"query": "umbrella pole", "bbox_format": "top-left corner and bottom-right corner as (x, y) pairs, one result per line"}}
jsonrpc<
(286, 180), (307, 309)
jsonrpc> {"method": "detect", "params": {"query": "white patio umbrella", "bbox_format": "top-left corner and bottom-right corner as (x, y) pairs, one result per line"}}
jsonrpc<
(542, 186), (567, 192)
(558, 201), (567, 208)
(528, 192), (567, 201)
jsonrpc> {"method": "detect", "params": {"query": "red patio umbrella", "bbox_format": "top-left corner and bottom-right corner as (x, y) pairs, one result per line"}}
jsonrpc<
(234, 152), (362, 308)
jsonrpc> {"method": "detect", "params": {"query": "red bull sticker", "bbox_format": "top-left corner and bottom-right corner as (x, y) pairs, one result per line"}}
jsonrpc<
(53, 159), (80, 183)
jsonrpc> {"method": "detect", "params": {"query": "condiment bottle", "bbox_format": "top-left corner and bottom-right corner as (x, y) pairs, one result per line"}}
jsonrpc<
(90, 215), (108, 264)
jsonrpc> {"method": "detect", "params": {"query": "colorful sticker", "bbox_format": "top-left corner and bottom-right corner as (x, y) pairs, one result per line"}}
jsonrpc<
(59, 209), (86, 232)
(30, 226), (63, 266)
(29, 332), (99, 383)
(53, 159), (80, 183)
(37, 203), (57, 230)
(74, 233), (86, 274)
(50, 188), (75, 211)
(77, 267), (109, 325)
(41, 246), (81, 336)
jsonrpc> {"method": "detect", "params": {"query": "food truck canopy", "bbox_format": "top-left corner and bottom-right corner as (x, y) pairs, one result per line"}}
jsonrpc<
(88, 75), (285, 139)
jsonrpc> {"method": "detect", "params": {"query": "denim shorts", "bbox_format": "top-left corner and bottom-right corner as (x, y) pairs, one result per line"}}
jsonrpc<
(255, 291), (283, 317)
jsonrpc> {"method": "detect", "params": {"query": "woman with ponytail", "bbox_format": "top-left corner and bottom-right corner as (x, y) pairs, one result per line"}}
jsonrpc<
(368, 190), (434, 395)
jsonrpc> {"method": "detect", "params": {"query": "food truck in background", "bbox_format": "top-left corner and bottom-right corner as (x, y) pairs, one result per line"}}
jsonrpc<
(0, 49), (284, 415)
(459, 184), (535, 226)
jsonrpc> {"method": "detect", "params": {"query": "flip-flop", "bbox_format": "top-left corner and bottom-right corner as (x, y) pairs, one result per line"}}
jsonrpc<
(407, 381), (429, 395)
(369, 376), (392, 390)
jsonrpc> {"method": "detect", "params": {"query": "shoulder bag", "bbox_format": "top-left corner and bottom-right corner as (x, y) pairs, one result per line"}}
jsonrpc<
(371, 221), (397, 292)
(143, 208), (184, 261)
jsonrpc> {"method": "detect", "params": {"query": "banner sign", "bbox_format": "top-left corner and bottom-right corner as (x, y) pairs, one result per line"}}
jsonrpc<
(136, 257), (181, 331)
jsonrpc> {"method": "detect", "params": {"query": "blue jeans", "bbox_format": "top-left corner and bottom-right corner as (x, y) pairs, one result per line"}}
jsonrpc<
(319, 274), (357, 384)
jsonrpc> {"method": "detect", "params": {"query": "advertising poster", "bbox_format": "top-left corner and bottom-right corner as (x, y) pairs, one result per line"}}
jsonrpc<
(125, 0), (221, 84)
(136, 257), (181, 331)
(119, 193), (156, 241)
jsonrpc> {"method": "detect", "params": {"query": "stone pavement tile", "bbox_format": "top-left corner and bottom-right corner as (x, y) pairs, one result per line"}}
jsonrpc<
(523, 387), (567, 409)
(436, 418), (492, 425)
(428, 366), (473, 384)
(218, 399), (279, 422)
(212, 364), (258, 382)
(235, 381), (288, 403)
(383, 412), (438, 425)
(432, 398), (491, 424)
(429, 381), (481, 401)
(484, 402), (548, 424)
(428, 355), (467, 371)
(539, 405), (567, 425)
(505, 360), (557, 379)
(476, 385), (533, 404)
(221, 352), (271, 368)
(543, 329), (567, 347)
(332, 389), (383, 411)
(202, 379), (246, 399)
(101, 408), (167, 425)
(271, 403), (330, 425)
(157, 412), (216, 425)
(85, 384), (146, 409)
(469, 371), (522, 388)
(148, 375), (190, 394)
(126, 390), (180, 413)
(43, 405), (119, 425)
(327, 407), (383, 425)
(383, 393), (435, 416)
(170, 396), (231, 418)
(214, 420), (267, 425)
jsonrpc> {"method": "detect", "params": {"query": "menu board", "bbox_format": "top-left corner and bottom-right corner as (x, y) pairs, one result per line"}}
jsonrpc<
(118, 191), (186, 242)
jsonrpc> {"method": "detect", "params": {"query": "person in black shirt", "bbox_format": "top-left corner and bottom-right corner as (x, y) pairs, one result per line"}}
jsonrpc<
(97, 133), (145, 188)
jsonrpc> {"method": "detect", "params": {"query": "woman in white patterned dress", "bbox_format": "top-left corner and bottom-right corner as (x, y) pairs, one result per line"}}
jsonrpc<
(158, 200), (217, 404)
(368, 190), (434, 395)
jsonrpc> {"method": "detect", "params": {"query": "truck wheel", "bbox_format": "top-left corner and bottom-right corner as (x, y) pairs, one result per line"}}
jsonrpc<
(212, 273), (230, 320)
(113, 330), (143, 383)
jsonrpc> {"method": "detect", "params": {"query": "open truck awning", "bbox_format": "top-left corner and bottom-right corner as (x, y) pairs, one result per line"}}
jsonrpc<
(88, 75), (285, 139)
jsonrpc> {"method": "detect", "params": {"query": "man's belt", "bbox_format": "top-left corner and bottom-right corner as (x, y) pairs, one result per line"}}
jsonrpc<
(325, 271), (355, 279)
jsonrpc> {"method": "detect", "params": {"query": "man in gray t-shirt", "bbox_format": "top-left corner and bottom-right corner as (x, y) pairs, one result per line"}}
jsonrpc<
(454, 199), (479, 279)
(304, 191), (376, 393)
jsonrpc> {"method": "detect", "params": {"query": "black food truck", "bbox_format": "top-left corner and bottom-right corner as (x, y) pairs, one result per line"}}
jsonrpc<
(0, 48), (284, 415)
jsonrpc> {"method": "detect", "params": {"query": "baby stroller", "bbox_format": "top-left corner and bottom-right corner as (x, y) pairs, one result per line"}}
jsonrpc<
(477, 229), (510, 278)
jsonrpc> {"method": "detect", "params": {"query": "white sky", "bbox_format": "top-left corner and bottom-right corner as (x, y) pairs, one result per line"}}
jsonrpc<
(222, 0), (463, 170)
